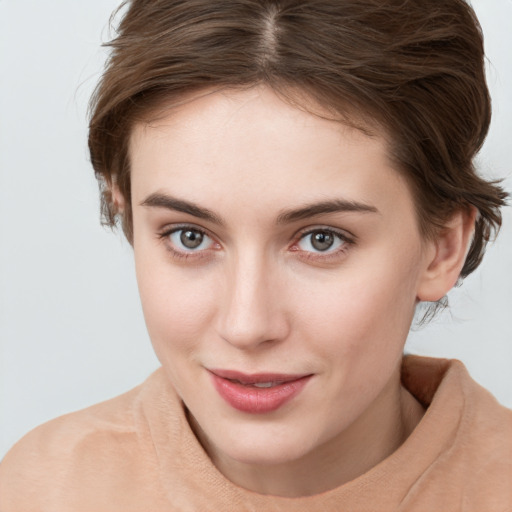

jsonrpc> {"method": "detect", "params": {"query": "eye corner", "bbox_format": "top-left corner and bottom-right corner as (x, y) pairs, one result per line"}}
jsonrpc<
(289, 226), (355, 263)
(154, 223), (221, 263)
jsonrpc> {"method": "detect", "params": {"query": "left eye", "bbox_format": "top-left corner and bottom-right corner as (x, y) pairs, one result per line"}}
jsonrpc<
(168, 228), (214, 251)
(297, 229), (346, 253)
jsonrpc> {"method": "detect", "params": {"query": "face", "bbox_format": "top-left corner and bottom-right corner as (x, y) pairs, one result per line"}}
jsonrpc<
(129, 86), (432, 472)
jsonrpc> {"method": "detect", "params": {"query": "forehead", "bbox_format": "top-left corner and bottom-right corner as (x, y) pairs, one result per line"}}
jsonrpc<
(129, 86), (385, 162)
(128, 86), (412, 221)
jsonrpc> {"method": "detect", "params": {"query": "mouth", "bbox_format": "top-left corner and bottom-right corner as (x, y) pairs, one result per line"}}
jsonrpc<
(208, 369), (313, 414)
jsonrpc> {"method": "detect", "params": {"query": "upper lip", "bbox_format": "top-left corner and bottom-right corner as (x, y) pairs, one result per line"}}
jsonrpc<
(208, 369), (312, 384)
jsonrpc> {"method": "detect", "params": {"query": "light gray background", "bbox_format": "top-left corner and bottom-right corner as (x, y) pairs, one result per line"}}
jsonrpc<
(1, 0), (511, 459)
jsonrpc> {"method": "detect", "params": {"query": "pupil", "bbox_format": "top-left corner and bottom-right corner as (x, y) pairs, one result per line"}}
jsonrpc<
(312, 231), (334, 251)
(180, 230), (203, 249)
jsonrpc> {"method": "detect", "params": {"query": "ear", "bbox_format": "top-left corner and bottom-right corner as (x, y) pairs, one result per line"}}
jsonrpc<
(111, 180), (126, 215)
(416, 207), (477, 302)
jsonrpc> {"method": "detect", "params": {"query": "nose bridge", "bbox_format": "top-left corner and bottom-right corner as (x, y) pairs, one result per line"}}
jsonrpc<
(217, 246), (287, 349)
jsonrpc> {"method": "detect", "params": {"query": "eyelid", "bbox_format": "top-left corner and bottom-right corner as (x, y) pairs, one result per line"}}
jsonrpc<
(157, 223), (221, 259)
(158, 222), (215, 240)
(294, 225), (356, 243)
(156, 222), (354, 262)
(288, 225), (356, 263)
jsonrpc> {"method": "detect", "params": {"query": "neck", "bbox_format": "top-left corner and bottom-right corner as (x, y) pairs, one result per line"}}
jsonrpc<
(191, 369), (424, 497)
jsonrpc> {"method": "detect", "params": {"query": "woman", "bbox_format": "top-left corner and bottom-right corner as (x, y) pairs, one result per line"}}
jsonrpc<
(1, 0), (511, 509)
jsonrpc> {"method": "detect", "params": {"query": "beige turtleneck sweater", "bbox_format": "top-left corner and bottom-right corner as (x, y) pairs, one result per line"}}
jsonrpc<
(1, 356), (511, 511)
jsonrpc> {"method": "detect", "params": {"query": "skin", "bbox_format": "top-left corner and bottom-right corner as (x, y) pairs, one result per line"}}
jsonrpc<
(121, 86), (474, 497)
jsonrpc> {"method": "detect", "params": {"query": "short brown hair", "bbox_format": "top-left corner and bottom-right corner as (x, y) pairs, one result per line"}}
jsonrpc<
(89, 0), (507, 282)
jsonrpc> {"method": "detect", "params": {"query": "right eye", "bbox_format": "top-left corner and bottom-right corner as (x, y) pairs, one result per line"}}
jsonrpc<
(167, 227), (215, 252)
(297, 229), (346, 253)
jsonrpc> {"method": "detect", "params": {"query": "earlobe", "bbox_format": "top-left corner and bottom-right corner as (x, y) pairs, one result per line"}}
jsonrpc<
(416, 207), (477, 302)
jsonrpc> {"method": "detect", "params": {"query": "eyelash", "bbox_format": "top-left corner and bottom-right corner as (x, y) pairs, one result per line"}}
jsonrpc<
(157, 224), (218, 262)
(156, 224), (355, 263)
(291, 227), (355, 262)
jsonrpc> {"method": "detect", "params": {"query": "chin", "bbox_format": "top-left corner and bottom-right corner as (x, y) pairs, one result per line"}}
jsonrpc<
(210, 423), (318, 466)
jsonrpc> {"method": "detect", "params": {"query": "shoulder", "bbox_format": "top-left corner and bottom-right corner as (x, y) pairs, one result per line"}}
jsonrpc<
(403, 355), (512, 445)
(401, 356), (512, 508)
(0, 371), (164, 511)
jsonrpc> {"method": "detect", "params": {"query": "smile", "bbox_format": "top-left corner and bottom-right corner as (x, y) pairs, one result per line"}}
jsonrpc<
(208, 369), (313, 414)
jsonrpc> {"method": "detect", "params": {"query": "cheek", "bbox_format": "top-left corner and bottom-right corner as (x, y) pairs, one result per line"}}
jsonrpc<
(134, 249), (218, 362)
(295, 251), (420, 362)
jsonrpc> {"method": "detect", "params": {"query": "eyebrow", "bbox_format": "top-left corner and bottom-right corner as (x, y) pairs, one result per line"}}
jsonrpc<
(276, 199), (378, 224)
(140, 193), (378, 226)
(140, 193), (225, 226)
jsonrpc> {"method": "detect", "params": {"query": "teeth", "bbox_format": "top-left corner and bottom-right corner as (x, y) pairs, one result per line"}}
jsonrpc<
(252, 382), (276, 388)
(230, 379), (283, 388)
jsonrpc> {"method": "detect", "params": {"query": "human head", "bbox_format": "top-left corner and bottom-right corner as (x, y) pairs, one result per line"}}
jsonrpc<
(88, 0), (507, 293)
(87, 1), (508, 493)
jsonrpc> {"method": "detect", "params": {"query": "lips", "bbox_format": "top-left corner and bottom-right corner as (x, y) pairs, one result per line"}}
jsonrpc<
(209, 369), (312, 414)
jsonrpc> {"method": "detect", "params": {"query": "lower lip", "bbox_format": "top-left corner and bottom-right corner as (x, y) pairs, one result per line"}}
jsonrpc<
(210, 373), (312, 414)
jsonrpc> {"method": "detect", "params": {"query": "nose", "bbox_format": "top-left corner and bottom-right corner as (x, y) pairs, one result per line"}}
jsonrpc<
(216, 252), (290, 350)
